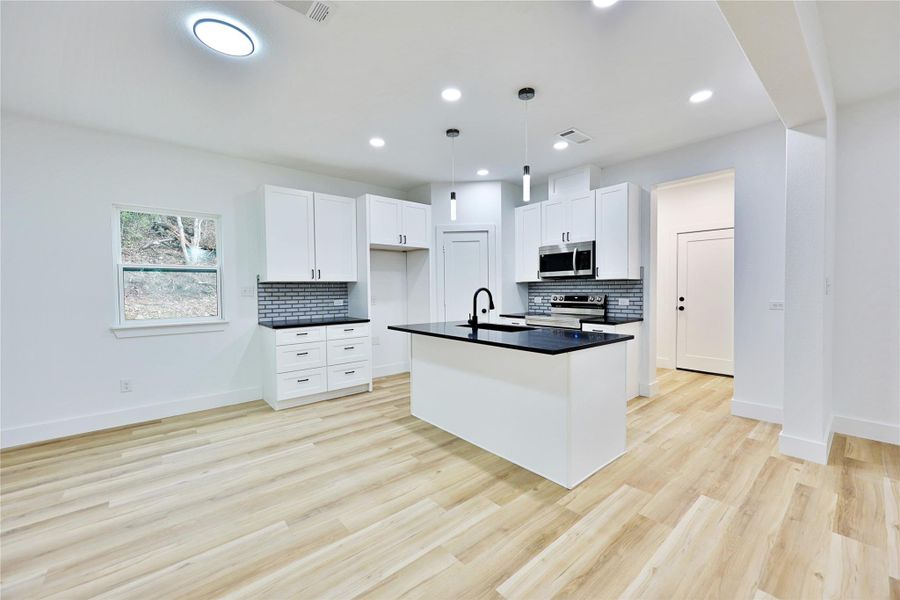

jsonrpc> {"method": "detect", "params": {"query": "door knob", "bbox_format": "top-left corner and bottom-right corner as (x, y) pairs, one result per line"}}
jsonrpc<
(678, 306), (685, 311)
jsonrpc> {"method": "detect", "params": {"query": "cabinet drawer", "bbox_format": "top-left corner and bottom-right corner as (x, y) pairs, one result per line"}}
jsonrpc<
(582, 324), (616, 334)
(327, 361), (370, 391)
(327, 337), (370, 366)
(276, 341), (326, 373)
(326, 323), (370, 340)
(276, 367), (327, 400)
(275, 327), (325, 346)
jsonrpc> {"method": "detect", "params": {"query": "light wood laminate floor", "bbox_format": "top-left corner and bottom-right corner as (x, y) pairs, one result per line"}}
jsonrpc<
(2, 370), (898, 599)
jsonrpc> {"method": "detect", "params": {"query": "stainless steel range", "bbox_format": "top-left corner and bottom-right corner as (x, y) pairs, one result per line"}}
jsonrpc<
(526, 294), (607, 330)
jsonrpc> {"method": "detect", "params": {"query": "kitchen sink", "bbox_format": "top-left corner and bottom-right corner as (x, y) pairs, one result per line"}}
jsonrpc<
(458, 323), (536, 333)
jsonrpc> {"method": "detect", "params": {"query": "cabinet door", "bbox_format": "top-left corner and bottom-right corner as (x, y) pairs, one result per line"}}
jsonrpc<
(568, 193), (596, 242)
(261, 186), (315, 281)
(368, 196), (402, 246)
(401, 201), (430, 248)
(596, 184), (629, 279)
(515, 204), (542, 282)
(314, 193), (357, 281)
(541, 198), (568, 245)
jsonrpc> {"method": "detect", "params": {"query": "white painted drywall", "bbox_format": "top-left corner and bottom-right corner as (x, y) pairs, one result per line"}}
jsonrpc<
(0, 113), (407, 447)
(832, 92), (900, 443)
(369, 250), (409, 377)
(598, 121), (787, 420)
(655, 172), (734, 369)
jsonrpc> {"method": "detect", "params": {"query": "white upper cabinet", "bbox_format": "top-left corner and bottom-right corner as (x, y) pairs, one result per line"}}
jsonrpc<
(366, 195), (431, 250)
(259, 185), (316, 282)
(368, 196), (402, 246)
(540, 193), (595, 245)
(595, 182), (641, 280)
(314, 193), (357, 282)
(258, 185), (358, 282)
(515, 204), (542, 282)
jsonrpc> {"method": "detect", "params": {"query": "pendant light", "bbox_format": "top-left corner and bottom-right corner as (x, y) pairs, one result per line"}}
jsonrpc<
(519, 87), (535, 202)
(446, 128), (460, 221)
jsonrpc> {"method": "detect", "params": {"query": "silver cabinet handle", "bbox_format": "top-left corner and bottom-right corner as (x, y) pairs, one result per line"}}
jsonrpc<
(345, 370), (356, 375)
(296, 352), (308, 356)
(297, 378), (309, 383)
(344, 346), (355, 350)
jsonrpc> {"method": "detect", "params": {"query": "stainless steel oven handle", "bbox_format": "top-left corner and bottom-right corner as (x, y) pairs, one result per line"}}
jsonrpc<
(572, 248), (577, 272)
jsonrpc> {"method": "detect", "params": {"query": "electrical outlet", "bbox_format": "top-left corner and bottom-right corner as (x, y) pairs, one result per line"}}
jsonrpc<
(119, 379), (133, 393)
(240, 286), (255, 298)
(534, 297), (543, 304)
(333, 299), (344, 306)
(617, 298), (629, 306)
(372, 336), (381, 346)
(769, 301), (784, 311)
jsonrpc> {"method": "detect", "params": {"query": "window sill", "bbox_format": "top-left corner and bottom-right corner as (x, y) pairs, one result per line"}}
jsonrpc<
(111, 320), (229, 339)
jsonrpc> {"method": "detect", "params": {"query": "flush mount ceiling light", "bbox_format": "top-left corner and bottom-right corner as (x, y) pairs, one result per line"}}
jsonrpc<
(689, 89), (714, 103)
(447, 128), (460, 221)
(476, 169), (489, 176)
(441, 88), (462, 102)
(553, 141), (569, 150)
(192, 18), (255, 57)
(369, 137), (385, 148)
(592, 0), (619, 7)
(519, 87), (535, 203)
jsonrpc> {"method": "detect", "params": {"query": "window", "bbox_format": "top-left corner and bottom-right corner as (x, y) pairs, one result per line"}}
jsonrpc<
(114, 207), (223, 327)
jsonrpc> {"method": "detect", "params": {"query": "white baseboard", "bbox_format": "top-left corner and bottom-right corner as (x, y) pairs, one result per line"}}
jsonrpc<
(779, 428), (834, 464)
(639, 379), (660, 397)
(1, 386), (262, 449)
(832, 415), (900, 445)
(656, 357), (675, 370)
(373, 361), (410, 378)
(731, 398), (783, 424)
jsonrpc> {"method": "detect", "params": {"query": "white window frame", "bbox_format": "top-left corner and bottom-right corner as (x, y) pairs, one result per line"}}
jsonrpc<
(111, 205), (227, 337)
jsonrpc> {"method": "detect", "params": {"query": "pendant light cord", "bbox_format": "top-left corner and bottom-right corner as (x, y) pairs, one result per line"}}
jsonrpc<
(451, 136), (455, 189)
(523, 100), (529, 165)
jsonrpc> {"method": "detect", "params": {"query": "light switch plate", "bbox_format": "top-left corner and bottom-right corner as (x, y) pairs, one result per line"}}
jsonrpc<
(534, 297), (543, 304)
(240, 286), (255, 297)
(769, 302), (784, 311)
(333, 299), (344, 306)
(617, 298), (629, 306)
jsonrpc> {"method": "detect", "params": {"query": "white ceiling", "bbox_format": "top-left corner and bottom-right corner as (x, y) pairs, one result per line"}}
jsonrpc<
(0, 1), (889, 190)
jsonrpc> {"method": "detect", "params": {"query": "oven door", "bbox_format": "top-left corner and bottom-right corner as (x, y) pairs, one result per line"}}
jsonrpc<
(538, 242), (594, 278)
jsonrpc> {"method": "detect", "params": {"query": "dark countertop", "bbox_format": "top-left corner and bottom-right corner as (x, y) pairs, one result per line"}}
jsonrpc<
(387, 321), (632, 355)
(499, 313), (643, 326)
(258, 317), (370, 329)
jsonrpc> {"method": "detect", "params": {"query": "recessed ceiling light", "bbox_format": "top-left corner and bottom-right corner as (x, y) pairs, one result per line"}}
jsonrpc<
(193, 18), (255, 57)
(553, 141), (569, 150)
(369, 137), (385, 148)
(476, 169), (489, 176)
(592, 0), (619, 7)
(689, 89), (714, 103)
(441, 88), (462, 102)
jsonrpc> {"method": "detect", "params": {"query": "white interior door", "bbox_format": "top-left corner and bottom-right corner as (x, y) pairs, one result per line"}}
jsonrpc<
(676, 228), (734, 375)
(439, 230), (490, 322)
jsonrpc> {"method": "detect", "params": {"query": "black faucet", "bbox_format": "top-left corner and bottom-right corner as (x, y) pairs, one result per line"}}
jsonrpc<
(468, 287), (495, 327)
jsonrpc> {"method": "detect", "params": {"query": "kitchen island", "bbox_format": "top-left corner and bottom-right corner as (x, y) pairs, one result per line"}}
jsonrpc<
(387, 321), (633, 488)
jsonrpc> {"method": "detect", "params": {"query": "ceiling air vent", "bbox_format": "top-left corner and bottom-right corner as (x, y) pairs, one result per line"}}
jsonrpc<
(557, 128), (592, 144)
(275, 0), (336, 24)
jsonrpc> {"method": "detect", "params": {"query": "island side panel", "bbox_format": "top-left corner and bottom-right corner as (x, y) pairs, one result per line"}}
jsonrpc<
(567, 342), (628, 487)
(409, 335), (570, 486)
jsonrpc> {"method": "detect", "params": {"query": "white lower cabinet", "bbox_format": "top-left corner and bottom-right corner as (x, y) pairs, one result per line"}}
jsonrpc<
(582, 321), (642, 400)
(262, 323), (372, 410)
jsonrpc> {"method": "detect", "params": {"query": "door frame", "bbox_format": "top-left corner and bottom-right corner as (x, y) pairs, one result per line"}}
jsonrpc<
(674, 227), (735, 375)
(434, 224), (498, 322)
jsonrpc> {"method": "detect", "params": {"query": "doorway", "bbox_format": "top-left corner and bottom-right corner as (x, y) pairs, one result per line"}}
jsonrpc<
(436, 228), (492, 322)
(676, 228), (734, 375)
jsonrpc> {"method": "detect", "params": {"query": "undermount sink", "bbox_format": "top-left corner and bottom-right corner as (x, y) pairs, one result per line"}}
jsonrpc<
(458, 323), (536, 333)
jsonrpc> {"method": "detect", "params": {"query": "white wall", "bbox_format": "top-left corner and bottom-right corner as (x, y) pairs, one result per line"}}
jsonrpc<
(832, 92), (900, 443)
(598, 121), (787, 422)
(655, 171), (735, 368)
(0, 113), (407, 447)
(369, 250), (409, 377)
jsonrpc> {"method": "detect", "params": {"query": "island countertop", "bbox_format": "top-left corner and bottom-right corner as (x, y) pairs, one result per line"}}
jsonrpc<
(387, 321), (633, 355)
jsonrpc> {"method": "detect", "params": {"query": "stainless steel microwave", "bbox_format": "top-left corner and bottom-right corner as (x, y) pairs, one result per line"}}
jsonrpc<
(538, 241), (595, 279)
